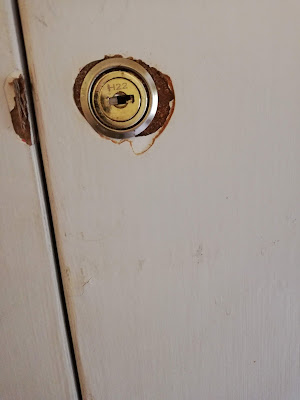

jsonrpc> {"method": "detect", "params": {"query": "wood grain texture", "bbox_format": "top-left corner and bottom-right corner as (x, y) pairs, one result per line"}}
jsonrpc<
(0, 0), (78, 398)
(19, 0), (300, 399)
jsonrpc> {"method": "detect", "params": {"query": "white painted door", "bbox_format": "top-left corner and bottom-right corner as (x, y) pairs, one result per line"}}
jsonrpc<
(0, 0), (78, 399)
(18, 1), (300, 399)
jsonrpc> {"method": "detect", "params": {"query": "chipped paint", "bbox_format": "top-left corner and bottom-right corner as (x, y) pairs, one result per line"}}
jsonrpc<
(4, 71), (32, 145)
(73, 56), (175, 155)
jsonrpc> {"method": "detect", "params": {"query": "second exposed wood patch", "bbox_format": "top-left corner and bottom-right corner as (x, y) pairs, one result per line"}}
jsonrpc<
(5, 73), (31, 146)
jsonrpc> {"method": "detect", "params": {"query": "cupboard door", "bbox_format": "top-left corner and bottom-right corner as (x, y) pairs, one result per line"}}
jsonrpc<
(19, 1), (300, 399)
(0, 0), (78, 398)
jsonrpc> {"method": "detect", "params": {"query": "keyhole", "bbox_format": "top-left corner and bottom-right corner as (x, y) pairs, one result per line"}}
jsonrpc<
(109, 91), (134, 108)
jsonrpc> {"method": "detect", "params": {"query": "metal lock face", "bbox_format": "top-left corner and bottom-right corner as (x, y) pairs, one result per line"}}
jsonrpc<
(80, 58), (158, 139)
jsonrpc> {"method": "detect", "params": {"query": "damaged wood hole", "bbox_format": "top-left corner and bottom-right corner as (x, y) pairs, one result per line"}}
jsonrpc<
(73, 55), (175, 154)
(5, 73), (32, 146)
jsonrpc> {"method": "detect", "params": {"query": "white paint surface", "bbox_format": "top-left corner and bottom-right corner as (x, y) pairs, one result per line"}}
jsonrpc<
(20, 1), (300, 399)
(0, 0), (78, 398)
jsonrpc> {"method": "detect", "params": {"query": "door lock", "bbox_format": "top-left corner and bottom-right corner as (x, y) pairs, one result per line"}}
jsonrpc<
(80, 58), (158, 139)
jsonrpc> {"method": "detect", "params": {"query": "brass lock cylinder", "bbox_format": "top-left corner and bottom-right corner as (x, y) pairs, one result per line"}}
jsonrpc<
(80, 58), (158, 139)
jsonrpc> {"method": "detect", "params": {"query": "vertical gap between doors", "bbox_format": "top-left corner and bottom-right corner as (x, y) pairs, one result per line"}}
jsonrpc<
(11, 1), (83, 398)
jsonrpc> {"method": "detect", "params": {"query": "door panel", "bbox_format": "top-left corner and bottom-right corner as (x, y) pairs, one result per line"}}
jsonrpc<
(0, 0), (78, 398)
(19, 1), (300, 399)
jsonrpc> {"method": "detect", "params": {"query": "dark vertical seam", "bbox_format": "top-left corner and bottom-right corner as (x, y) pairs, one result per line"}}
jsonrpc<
(11, 1), (83, 398)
